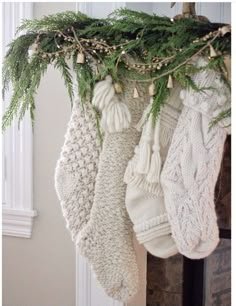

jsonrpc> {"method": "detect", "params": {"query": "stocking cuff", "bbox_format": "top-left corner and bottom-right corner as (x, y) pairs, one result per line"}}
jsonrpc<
(136, 223), (171, 244)
(180, 57), (231, 133)
(134, 213), (169, 234)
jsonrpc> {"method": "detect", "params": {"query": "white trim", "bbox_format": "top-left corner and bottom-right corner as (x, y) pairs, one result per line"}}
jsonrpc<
(76, 251), (92, 306)
(2, 208), (37, 238)
(2, 2), (36, 238)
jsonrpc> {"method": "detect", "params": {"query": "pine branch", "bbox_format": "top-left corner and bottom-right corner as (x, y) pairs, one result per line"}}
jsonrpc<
(151, 77), (169, 120)
(17, 11), (90, 33)
(54, 57), (74, 103)
(72, 52), (94, 103)
(2, 8), (231, 130)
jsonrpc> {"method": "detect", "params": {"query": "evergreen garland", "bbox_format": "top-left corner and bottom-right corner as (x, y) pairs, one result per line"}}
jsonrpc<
(2, 9), (231, 131)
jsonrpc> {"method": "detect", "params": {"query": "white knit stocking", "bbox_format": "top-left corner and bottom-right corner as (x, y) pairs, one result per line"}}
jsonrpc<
(161, 58), (231, 259)
(77, 83), (148, 302)
(124, 87), (182, 258)
(55, 99), (100, 242)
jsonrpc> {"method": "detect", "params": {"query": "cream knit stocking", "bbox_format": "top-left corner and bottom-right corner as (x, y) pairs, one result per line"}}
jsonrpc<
(77, 82), (148, 303)
(161, 57), (231, 259)
(55, 99), (100, 242)
(124, 86), (182, 258)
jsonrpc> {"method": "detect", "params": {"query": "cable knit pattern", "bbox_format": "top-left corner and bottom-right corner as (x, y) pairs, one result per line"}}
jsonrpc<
(55, 99), (100, 242)
(179, 57), (231, 133)
(161, 59), (231, 259)
(77, 82), (149, 302)
(124, 85), (183, 259)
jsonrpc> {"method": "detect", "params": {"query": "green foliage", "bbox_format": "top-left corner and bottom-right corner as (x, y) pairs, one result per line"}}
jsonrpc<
(54, 57), (74, 103)
(2, 8), (231, 131)
(2, 55), (48, 130)
(72, 53), (95, 104)
(151, 77), (170, 121)
(17, 11), (91, 32)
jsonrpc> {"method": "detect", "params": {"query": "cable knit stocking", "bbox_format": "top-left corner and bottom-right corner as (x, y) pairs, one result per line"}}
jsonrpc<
(77, 82), (148, 303)
(161, 57), (231, 259)
(124, 86), (182, 258)
(55, 99), (100, 242)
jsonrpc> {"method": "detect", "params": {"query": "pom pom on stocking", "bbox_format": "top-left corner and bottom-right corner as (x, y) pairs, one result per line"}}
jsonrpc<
(77, 83), (149, 302)
(92, 75), (131, 133)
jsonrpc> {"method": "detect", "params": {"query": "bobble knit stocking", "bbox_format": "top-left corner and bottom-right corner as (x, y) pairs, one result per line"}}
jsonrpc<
(77, 83), (148, 303)
(161, 57), (231, 259)
(124, 86), (182, 258)
(55, 99), (100, 242)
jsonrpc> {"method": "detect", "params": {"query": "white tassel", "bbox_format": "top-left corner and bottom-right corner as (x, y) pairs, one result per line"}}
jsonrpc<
(146, 119), (162, 183)
(135, 99), (153, 132)
(136, 116), (154, 174)
(100, 96), (131, 133)
(92, 75), (131, 133)
(92, 75), (115, 111)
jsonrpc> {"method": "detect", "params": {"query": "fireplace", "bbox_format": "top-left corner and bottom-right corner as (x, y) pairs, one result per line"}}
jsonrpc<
(147, 136), (231, 306)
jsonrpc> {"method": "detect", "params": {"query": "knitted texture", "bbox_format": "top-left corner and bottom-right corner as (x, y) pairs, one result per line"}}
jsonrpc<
(124, 85), (182, 258)
(77, 82), (148, 302)
(161, 59), (231, 259)
(55, 99), (100, 242)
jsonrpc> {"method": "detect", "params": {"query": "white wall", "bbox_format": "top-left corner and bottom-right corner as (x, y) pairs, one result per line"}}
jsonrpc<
(2, 3), (77, 306)
(151, 2), (231, 22)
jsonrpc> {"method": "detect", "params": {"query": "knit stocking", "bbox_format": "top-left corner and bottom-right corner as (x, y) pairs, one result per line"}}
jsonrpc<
(55, 99), (100, 242)
(161, 57), (231, 259)
(77, 82), (148, 302)
(124, 86), (182, 258)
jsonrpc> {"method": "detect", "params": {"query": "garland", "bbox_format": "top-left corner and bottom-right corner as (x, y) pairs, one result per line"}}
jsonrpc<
(2, 9), (231, 131)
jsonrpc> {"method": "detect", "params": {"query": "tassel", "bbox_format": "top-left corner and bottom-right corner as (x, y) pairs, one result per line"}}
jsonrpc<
(147, 119), (162, 183)
(77, 52), (85, 63)
(136, 116), (154, 174)
(167, 75), (174, 88)
(92, 75), (131, 133)
(135, 99), (153, 132)
(133, 87), (139, 98)
(100, 96), (131, 133)
(209, 44), (217, 58)
(92, 75), (115, 111)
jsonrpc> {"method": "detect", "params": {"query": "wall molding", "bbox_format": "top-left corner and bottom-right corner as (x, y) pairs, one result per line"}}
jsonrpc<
(2, 2), (36, 239)
(2, 208), (37, 238)
(76, 253), (92, 306)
